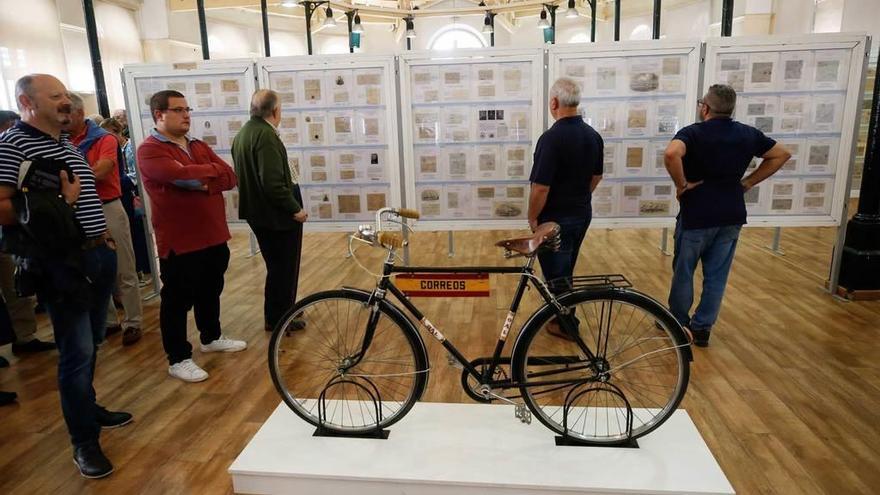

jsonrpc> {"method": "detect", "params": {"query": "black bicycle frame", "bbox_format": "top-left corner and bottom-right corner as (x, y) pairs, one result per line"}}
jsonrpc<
(351, 255), (601, 392)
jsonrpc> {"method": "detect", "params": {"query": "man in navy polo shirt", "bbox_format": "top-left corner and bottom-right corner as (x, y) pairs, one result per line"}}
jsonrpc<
(0, 74), (132, 478)
(528, 77), (604, 337)
(664, 84), (791, 347)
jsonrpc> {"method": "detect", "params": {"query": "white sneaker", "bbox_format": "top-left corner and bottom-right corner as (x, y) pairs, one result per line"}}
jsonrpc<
(200, 335), (247, 353)
(168, 359), (209, 382)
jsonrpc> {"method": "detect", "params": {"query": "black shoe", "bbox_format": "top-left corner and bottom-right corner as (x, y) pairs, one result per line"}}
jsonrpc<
(105, 325), (122, 337)
(690, 327), (710, 347)
(73, 443), (113, 479)
(0, 356), (8, 368)
(0, 391), (17, 406)
(121, 327), (142, 346)
(12, 338), (57, 353)
(96, 406), (133, 429)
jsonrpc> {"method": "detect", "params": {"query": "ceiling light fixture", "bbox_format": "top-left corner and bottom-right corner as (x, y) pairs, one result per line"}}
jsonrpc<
(353, 13), (364, 34)
(482, 13), (494, 34)
(537, 9), (550, 29)
(323, 6), (337, 27)
(405, 18), (416, 39)
(565, 0), (578, 18)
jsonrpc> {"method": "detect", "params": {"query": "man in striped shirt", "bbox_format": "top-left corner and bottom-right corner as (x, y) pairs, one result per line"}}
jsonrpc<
(0, 74), (132, 479)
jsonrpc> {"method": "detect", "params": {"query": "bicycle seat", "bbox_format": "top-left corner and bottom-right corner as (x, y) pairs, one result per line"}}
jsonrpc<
(495, 222), (561, 257)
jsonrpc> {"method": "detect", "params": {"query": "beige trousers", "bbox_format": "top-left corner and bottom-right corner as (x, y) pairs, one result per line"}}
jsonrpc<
(0, 252), (36, 342)
(103, 200), (143, 329)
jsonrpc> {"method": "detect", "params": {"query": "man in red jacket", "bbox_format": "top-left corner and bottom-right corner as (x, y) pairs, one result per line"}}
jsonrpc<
(137, 90), (246, 383)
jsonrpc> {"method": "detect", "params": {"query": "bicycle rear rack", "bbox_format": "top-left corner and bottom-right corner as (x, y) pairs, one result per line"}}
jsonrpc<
(546, 274), (632, 293)
(555, 381), (638, 448)
(315, 376), (390, 439)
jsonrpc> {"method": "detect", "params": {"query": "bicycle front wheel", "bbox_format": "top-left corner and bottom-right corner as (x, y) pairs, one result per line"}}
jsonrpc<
(269, 289), (428, 434)
(512, 288), (689, 445)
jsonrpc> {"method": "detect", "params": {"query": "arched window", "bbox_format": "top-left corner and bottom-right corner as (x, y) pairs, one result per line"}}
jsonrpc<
(427, 24), (487, 51)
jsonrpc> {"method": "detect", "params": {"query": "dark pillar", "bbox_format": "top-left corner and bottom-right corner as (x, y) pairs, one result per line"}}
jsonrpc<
(839, 53), (880, 291)
(346, 10), (355, 53)
(548, 5), (557, 44)
(81, 0), (109, 117)
(196, 0), (210, 59)
(261, 0), (271, 56)
(589, 0), (596, 42)
(305, 2), (315, 55)
(614, 0), (621, 41)
(652, 0), (662, 39)
(721, 0), (734, 37)
(490, 13), (496, 47)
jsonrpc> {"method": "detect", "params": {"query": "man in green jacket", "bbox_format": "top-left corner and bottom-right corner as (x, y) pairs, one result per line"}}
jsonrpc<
(232, 89), (308, 332)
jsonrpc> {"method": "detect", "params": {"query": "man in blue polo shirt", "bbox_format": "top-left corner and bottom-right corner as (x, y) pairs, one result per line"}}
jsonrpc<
(529, 77), (603, 338)
(0, 74), (132, 478)
(664, 84), (791, 347)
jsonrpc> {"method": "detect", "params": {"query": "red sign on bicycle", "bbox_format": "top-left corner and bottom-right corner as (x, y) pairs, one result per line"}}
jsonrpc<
(395, 273), (490, 297)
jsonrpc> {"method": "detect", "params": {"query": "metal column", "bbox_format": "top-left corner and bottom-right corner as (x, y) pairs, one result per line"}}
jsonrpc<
(346, 10), (355, 53)
(614, 0), (621, 41)
(589, 0), (596, 42)
(652, 0), (662, 39)
(721, 0), (734, 37)
(82, 0), (110, 116)
(196, 0), (210, 59)
(260, 0), (271, 56)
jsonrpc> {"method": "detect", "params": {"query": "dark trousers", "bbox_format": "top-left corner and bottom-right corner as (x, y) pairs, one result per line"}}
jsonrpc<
(43, 245), (117, 448)
(537, 215), (591, 294)
(0, 295), (13, 346)
(159, 243), (230, 365)
(251, 224), (303, 328)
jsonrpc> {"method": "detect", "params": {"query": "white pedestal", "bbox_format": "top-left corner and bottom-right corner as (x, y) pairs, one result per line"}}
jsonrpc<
(229, 402), (734, 495)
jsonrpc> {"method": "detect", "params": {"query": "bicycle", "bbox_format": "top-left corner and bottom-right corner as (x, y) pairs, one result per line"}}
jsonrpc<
(269, 207), (692, 446)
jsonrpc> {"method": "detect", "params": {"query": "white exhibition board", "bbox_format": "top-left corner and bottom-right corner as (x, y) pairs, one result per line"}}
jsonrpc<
(399, 48), (545, 231)
(257, 55), (403, 232)
(123, 59), (257, 225)
(549, 40), (703, 229)
(121, 33), (869, 235)
(704, 33), (869, 227)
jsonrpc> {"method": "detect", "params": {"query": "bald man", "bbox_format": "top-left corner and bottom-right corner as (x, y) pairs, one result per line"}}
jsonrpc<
(0, 74), (132, 479)
(232, 89), (307, 333)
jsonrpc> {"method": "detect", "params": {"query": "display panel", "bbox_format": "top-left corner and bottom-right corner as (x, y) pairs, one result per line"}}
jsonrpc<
(401, 49), (544, 230)
(258, 56), (401, 231)
(704, 34), (869, 226)
(128, 62), (255, 224)
(550, 41), (703, 227)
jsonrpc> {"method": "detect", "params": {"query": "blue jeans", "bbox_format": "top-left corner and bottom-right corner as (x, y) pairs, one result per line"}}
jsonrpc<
(537, 215), (591, 293)
(43, 245), (117, 448)
(668, 220), (741, 331)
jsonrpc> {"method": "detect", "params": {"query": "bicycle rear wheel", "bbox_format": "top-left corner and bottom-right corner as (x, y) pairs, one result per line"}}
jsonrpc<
(512, 288), (689, 445)
(269, 289), (428, 433)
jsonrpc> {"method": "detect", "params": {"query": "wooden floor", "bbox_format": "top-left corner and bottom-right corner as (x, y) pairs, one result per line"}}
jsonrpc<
(0, 223), (878, 494)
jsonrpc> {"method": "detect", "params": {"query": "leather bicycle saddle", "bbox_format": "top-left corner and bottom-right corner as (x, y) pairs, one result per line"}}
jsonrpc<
(495, 222), (561, 257)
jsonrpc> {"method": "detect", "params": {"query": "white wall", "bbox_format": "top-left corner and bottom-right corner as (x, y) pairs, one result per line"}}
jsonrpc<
(0, 0), (70, 110)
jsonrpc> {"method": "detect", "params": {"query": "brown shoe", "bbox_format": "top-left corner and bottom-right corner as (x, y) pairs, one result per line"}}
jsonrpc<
(122, 327), (142, 346)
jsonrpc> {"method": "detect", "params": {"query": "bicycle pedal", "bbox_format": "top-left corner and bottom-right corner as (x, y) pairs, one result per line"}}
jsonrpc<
(514, 404), (532, 424)
(446, 352), (463, 369)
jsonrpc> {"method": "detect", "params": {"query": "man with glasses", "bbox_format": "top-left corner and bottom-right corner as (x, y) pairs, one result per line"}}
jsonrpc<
(664, 84), (791, 347)
(137, 90), (246, 382)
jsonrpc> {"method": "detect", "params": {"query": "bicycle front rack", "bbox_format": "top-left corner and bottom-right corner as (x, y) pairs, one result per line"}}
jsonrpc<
(315, 376), (390, 440)
(555, 381), (638, 448)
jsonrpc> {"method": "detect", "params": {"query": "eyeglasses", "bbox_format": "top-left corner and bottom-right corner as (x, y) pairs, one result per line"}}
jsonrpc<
(696, 98), (710, 111)
(165, 107), (193, 114)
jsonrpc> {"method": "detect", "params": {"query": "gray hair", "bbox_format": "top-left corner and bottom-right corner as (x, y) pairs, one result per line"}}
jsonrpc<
(68, 92), (85, 112)
(704, 84), (736, 116)
(87, 114), (104, 124)
(549, 77), (581, 108)
(14, 75), (37, 110)
(250, 89), (279, 119)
